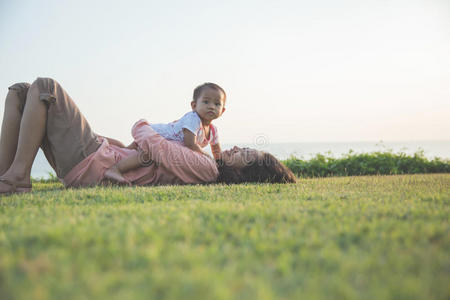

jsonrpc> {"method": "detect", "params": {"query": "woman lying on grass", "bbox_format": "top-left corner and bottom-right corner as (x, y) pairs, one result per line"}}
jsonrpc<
(0, 78), (295, 194)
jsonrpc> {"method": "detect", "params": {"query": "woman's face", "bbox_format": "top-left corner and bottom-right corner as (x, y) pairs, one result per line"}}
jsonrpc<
(220, 146), (262, 169)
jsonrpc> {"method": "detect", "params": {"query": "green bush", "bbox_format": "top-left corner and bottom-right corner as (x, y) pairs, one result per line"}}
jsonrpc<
(31, 171), (59, 183)
(283, 150), (450, 178)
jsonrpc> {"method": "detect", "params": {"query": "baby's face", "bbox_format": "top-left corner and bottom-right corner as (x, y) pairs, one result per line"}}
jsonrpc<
(191, 87), (225, 122)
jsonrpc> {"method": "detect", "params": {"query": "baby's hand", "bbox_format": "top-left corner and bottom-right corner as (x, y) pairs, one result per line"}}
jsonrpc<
(201, 151), (213, 159)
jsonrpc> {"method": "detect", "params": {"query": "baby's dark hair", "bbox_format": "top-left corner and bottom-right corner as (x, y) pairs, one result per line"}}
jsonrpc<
(193, 83), (226, 103)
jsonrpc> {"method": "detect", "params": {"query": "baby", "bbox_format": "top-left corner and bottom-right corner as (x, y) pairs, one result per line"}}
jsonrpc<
(104, 82), (226, 184)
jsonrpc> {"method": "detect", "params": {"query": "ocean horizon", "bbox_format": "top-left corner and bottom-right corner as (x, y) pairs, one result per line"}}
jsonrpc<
(31, 140), (450, 179)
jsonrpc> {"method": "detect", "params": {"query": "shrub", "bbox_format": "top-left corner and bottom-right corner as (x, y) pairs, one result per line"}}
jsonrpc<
(283, 150), (450, 178)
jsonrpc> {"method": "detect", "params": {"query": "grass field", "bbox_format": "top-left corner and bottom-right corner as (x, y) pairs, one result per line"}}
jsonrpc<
(1, 174), (449, 299)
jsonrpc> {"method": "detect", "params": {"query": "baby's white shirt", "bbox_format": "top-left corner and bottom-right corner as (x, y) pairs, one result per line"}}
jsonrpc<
(150, 111), (219, 148)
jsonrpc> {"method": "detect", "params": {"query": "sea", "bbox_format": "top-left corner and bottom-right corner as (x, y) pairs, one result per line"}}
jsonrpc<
(31, 140), (450, 179)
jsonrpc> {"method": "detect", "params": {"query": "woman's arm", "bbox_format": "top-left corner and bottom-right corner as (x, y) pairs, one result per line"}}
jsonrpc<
(97, 135), (126, 148)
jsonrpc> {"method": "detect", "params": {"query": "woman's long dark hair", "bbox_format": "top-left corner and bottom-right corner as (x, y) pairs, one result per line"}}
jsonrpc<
(216, 152), (296, 184)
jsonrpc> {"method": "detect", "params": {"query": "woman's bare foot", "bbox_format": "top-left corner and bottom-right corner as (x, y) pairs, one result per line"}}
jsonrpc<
(0, 179), (32, 195)
(0, 172), (32, 195)
(104, 165), (131, 186)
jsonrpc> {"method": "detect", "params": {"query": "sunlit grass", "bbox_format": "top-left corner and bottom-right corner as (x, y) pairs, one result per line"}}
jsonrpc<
(1, 174), (449, 299)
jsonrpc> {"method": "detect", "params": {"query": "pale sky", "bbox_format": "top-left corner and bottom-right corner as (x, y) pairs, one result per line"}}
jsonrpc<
(1, 0), (449, 144)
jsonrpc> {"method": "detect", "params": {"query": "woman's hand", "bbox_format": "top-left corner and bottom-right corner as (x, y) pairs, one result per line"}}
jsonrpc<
(99, 135), (126, 148)
(126, 142), (138, 150)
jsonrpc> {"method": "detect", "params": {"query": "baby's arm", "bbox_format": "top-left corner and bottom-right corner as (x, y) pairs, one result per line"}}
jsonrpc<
(182, 128), (210, 156)
(211, 143), (222, 160)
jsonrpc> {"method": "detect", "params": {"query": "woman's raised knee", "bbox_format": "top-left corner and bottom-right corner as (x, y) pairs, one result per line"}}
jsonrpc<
(30, 77), (56, 90)
(6, 82), (30, 112)
(30, 77), (58, 104)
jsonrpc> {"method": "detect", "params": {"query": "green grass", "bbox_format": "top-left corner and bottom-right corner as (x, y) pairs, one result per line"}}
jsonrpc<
(1, 174), (449, 300)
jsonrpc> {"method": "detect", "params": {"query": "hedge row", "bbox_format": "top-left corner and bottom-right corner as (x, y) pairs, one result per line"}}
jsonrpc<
(282, 151), (450, 178)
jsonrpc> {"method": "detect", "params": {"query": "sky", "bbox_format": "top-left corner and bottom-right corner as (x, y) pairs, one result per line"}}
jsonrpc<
(1, 0), (449, 145)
